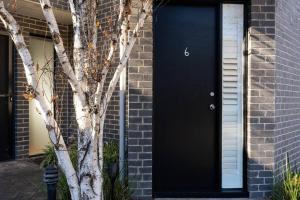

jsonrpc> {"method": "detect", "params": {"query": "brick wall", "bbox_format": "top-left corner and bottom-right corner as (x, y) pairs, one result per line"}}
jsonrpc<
(49, 0), (69, 10)
(32, 0), (69, 10)
(274, 0), (300, 176)
(0, 14), (72, 159)
(98, 0), (121, 141)
(67, 24), (77, 141)
(248, 0), (276, 198)
(127, 1), (153, 199)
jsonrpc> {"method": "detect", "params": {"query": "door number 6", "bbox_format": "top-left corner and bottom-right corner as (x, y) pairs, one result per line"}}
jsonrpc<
(184, 47), (190, 57)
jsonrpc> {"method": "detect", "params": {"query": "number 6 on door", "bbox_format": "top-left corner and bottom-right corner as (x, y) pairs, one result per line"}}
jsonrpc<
(184, 47), (190, 56)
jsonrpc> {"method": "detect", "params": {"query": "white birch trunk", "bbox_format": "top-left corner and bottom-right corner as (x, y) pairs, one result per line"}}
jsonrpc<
(68, 0), (86, 89)
(68, 1), (102, 199)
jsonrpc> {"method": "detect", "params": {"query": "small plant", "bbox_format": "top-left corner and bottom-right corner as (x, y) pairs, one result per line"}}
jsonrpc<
(103, 141), (119, 164)
(41, 141), (131, 200)
(57, 174), (71, 200)
(272, 179), (287, 200)
(283, 167), (300, 200)
(103, 141), (132, 200)
(40, 145), (58, 168)
(103, 172), (132, 200)
(272, 153), (300, 200)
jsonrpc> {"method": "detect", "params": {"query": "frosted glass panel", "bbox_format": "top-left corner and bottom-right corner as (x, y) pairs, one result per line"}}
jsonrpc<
(222, 4), (244, 189)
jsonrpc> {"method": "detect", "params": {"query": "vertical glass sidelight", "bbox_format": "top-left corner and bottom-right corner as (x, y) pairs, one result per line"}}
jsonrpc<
(222, 4), (244, 189)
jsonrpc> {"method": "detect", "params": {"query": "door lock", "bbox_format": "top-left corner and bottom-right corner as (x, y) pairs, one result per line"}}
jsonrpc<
(210, 104), (215, 111)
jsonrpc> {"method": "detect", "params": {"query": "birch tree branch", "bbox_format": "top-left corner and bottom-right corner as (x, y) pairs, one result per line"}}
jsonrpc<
(94, 41), (116, 106)
(39, 0), (92, 132)
(91, 0), (98, 53)
(94, 0), (129, 104)
(0, 2), (80, 199)
(39, 0), (85, 103)
(83, 0), (98, 92)
(69, 0), (85, 84)
(102, 0), (152, 109)
(70, 0), (98, 93)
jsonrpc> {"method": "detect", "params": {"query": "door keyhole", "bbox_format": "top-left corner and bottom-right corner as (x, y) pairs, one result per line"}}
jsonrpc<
(210, 104), (215, 111)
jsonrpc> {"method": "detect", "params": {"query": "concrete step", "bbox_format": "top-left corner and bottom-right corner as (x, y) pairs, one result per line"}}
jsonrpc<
(155, 199), (249, 200)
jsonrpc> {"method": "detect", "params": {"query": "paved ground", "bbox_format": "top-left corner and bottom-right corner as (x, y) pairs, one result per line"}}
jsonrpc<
(0, 161), (46, 200)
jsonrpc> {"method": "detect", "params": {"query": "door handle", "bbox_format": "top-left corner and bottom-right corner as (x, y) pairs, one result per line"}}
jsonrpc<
(0, 94), (13, 102)
(210, 104), (215, 111)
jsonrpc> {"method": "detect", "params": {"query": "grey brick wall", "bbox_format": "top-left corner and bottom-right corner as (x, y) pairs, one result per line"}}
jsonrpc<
(0, 14), (72, 159)
(274, 0), (300, 177)
(67, 24), (77, 141)
(248, 0), (276, 198)
(127, 1), (153, 199)
(98, 0), (121, 141)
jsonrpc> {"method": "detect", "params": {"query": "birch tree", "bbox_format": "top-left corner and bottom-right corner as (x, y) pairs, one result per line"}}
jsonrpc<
(0, 0), (152, 199)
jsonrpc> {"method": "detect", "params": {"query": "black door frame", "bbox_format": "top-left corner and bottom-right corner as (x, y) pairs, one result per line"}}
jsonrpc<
(0, 32), (15, 161)
(152, 0), (248, 198)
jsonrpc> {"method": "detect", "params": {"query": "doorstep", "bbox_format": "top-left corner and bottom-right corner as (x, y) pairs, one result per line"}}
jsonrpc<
(155, 199), (249, 200)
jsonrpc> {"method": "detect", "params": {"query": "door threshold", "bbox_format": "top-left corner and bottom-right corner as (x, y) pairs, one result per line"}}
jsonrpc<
(155, 198), (249, 200)
(153, 190), (249, 199)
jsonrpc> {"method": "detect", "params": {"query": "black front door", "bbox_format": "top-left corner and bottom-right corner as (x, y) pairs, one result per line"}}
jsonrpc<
(0, 34), (13, 161)
(153, 3), (219, 196)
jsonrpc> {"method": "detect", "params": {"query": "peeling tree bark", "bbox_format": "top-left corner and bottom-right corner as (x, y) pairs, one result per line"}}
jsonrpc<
(0, 0), (153, 199)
